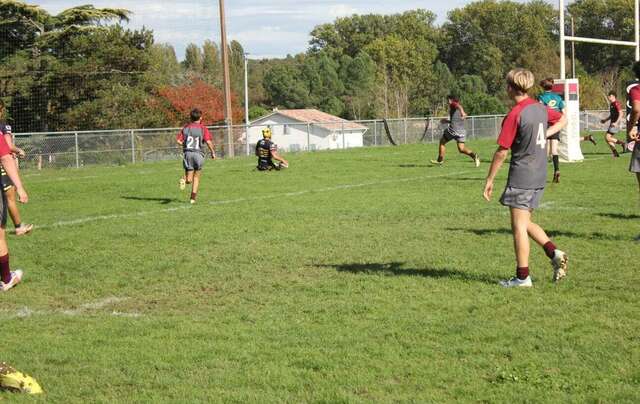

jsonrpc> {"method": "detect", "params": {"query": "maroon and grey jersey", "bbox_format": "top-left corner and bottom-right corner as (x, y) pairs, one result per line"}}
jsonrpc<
(176, 123), (212, 154)
(497, 98), (563, 189)
(610, 100), (622, 123)
(449, 101), (465, 133)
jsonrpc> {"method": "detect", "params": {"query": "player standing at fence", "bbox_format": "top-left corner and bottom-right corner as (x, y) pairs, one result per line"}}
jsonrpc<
(627, 62), (640, 194)
(601, 91), (627, 158)
(177, 109), (216, 204)
(484, 69), (568, 287)
(256, 128), (288, 171)
(0, 126), (29, 292)
(430, 95), (480, 167)
(0, 101), (32, 236)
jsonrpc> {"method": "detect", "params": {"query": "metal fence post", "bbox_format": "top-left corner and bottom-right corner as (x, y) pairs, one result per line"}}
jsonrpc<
(245, 123), (250, 156)
(471, 116), (475, 139)
(494, 115), (498, 136)
(130, 130), (136, 163)
(342, 121), (346, 149)
(373, 121), (378, 146)
(585, 112), (589, 132)
(430, 117), (434, 143)
(404, 118), (408, 144)
(307, 123), (311, 151)
(74, 132), (80, 168)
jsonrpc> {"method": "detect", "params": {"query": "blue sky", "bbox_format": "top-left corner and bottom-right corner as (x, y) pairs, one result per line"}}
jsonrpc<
(32, 1), (540, 60)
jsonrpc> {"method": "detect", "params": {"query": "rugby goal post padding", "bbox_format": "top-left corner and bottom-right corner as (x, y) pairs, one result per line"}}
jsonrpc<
(382, 119), (398, 146)
(552, 79), (584, 162)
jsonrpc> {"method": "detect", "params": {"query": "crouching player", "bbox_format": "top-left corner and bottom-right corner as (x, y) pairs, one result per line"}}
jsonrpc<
(177, 109), (216, 204)
(483, 69), (569, 287)
(256, 128), (288, 171)
(0, 133), (28, 292)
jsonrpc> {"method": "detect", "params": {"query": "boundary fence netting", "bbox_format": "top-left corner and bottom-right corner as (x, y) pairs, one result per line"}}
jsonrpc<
(13, 111), (609, 170)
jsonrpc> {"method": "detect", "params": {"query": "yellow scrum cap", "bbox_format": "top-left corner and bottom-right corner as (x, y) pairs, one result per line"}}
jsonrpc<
(262, 128), (272, 138)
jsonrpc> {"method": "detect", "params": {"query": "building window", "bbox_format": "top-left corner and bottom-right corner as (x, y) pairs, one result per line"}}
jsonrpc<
(283, 124), (289, 135)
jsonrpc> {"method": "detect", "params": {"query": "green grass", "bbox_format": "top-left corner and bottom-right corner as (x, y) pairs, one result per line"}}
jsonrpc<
(2, 139), (639, 403)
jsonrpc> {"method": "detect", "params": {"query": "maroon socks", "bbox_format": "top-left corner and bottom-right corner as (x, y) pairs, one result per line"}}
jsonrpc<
(190, 192), (197, 201)
(516, 266), (529, 280)
(0, 254), (10, 283)
(543, 241), (557, 259)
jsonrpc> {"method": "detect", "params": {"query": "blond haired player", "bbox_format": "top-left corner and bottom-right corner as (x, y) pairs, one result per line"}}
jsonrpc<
(484, 69), (569, 288)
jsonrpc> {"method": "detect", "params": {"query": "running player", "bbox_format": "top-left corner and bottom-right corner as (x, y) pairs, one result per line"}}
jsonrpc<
(484, 69), (568, 288)
(430, 95), (480, 167)
(538, 78), (572, 183)
(176, 109), (216, 204)
(627, 62), (640, 193)
(0, 102), (32, 236)
(0, 128), (29, 292)
(601, 91), (626, 157)
(256, 128), (288, 171)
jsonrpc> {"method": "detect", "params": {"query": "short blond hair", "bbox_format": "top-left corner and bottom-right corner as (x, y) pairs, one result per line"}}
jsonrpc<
(506, 68), (535, 94)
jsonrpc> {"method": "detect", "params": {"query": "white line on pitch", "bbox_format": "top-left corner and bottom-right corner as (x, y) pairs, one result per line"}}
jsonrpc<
(35, 170), (474, 229)
(2, 297), (142, 319)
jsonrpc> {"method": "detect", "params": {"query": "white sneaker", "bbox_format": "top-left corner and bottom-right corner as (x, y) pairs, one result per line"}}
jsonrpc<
(430, 159), (443, 166)
(551, 250), (568, 282)
(179, 178), (186, 190)
(0, 270), (23, 292)
(189, 199), (196, 205)
(474, 154), (481, 167)
(499, 276), (532, 288)
(15, 224), (33, 236)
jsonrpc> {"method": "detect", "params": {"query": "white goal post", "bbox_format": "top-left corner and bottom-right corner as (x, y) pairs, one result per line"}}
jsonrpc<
(557, 0), (640, 162)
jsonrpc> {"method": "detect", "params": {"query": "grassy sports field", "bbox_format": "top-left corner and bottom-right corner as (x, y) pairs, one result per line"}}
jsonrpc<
(2, 137), (639, 403)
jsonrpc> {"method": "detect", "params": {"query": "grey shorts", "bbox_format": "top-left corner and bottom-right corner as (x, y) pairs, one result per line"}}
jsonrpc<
(0, 190), (6, 228)
(606, 125), (619, 135)
(630, 142), (640, 173)
(183, 151), (205, 171)
(500, 187), (545, 211)
(442, 127), (466, 143)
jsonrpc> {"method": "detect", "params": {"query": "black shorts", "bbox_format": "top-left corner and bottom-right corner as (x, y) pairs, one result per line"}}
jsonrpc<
(0, 189), (7, 228)
(257, 159), (280, 171)
(547, 133), (560, 141)
(0, 166), (13, 192)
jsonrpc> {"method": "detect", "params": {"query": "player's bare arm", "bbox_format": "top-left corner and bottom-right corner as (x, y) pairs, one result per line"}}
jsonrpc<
(483, 146), (509, 201)
(206, 140), (216, 159)
(459, 105), (468, 119)
(627, 100), (640, 140)
(0, 155), (27, 203)
(547, 113), (567, 138)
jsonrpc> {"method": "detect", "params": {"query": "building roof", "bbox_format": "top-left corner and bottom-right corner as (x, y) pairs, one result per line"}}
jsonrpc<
(256, 109), (368, 132)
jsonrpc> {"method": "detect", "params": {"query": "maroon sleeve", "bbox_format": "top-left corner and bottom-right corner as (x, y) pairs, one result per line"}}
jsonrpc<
(615, 100), (622, 112)
(497, 109), (520, 149)
(547, 107), (562, 125)
(630, 86), (640, 103)
(0, 135), (12, 157)
(176, 128), (184, 143)
(202, 126), (212, 142)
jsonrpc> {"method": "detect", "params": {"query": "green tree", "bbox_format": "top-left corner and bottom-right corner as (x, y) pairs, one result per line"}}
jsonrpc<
(183, 43), (204, 73)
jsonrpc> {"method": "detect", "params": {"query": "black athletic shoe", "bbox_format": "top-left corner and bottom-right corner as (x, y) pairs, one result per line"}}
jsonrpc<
(588, 135), (597, 146)
(552, 172), (560, 184)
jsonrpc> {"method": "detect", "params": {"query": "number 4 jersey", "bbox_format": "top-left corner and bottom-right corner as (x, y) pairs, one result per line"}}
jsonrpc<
(176, 123), (212, 155)
(497, 98), (563, 189)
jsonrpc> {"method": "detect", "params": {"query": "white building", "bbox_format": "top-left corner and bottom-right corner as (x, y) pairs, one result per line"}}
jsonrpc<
(247, 109), (368, 152)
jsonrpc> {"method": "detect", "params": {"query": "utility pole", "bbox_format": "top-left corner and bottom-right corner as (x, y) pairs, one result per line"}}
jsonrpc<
(571, 16), (576, 79)
(219, 0), (234, 157)
(244, 52), (250, 156)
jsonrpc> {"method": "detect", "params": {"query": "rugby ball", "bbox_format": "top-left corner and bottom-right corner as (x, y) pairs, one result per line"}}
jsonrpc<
(627, 141), (636, 152)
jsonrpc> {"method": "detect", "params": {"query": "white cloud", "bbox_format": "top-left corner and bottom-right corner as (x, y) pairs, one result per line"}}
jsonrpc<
(328, 4), (359, 18)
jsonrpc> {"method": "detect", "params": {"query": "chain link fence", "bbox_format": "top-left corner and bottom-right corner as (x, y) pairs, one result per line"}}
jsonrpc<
(13, 111), (612, 170)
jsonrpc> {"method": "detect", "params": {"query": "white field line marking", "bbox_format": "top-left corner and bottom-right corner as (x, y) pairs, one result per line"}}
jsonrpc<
(2, 297), (142, 319)
(35, 170), (475, 229)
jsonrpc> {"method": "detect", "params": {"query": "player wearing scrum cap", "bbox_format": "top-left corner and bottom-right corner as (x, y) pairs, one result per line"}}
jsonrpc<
(484, 69), (569, 288)
(255, 128), (288, 171)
